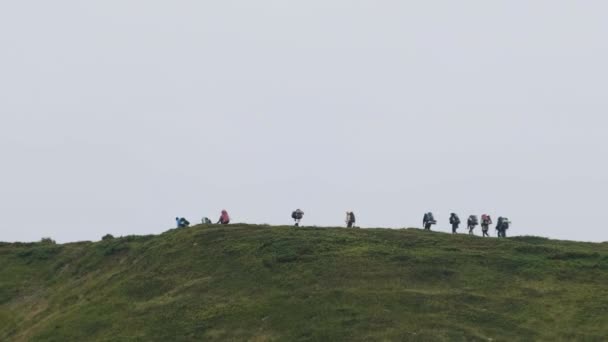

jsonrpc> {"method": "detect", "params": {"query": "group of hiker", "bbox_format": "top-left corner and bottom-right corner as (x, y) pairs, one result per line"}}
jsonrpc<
(291, 209), (357, 228)
(424, 212), (511, 238)
(176, 210), (230, 228)
(176, 209), (357, 229)
(176, 210), (511, 237)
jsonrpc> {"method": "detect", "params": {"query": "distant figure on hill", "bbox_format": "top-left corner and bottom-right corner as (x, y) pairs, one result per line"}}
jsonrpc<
(449, 213), (461, 234)
(201, 217), (212, 224)
(481, 214), (492, 237)
(496, 217), (511, 238)
(346, 211), (356, 228)
(467, 215), (479, 235)
(176, 217), (190, 228)
(217, 210), (230, 225)
(292, 209), (304, 227)
(423, 212), (436, 230)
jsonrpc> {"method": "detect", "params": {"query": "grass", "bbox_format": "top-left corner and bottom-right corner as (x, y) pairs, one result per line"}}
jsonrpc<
(1, 225), (607, 341)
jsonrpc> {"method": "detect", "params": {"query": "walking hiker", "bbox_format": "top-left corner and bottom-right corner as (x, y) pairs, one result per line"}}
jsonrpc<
(291, 209), (304, 227)
(346, 211), (356, 228)
(467, 215), (479, 235)
(449, 213), (461, 234)
(176, 217), (190, 228)
(217, 210), (230, 225)
(496, 217), (511, 238)
(481, 214), (492, 237)
(423, 212), (436, 230)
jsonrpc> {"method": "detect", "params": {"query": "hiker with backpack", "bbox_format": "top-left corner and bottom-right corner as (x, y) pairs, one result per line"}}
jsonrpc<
(176, 217), (190, 228)
(496, 217), (511, 238)
(481, 214), (492, 237)
(467, 215), (479, 235)
(346, 211), (356, 228)
(423, 212), (436, 230)
(217, 210), (230, 225)
(449, 213), (461, 234)
(292, 209), (304, 227)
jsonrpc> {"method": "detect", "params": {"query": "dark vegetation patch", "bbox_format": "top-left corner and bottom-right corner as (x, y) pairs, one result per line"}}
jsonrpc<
(96, 239), (131, 256)
(122, 275), (175, 301)
(511, 236), (551, 244)
(16, 245), (62, 263)
(515, 245), (558, 255)
(548, 251), (601, 260)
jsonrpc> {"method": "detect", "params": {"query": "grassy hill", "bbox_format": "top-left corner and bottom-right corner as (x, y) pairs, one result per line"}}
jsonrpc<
(1, 225), (608, 341)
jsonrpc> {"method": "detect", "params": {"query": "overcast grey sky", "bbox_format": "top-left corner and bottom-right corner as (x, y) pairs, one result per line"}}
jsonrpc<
(1, 1), (607, 243)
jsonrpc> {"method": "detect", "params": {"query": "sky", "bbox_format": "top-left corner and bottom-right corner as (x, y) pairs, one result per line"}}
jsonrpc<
(1, 1), (607, 243)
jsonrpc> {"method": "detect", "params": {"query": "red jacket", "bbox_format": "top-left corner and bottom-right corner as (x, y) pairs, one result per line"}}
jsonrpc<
(218, 210), (230, 224)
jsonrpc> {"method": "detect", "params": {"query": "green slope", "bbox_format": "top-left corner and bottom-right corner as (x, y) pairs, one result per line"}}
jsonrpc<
(1, 225), (607, 341)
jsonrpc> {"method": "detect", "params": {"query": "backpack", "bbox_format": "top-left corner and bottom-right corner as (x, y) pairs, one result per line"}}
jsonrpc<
(292, 210), (303, 220)
(425, 212), (436, 224)
(450, 214), (460, 224)
(179, 218), (190, 227)
(468, 215), (478, 226)
(481, 215), (491, 225)
(350, 212), (356, 223)
(202, 217), (212, 224)
(218, 211), (230, 224)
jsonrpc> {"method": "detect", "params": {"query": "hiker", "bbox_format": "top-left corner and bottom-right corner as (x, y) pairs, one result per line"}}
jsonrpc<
(217, 210), (230, 225)
(481, 214), (492, 237)
(496, 217), (511, 238)
(423, 212), (436, 230)
(467, 215), (479, 235)
(346, 211), (356, 228)
(449, 213), (461, 234)
(291, 209), (304, 227)
(201, 217), (212, 224)
(176, 217), (190, 228)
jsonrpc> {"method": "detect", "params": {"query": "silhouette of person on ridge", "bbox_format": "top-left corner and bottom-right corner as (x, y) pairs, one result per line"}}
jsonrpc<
(176, 217), (190, 228)
(449, 213), (461, 234)
(346, 211), (356, 228)
(467, 215), (479, 235)
(292, 209), (304, 227)
(496, 217), (511, 238)
(217, 210), (230, 225)
(423, 212), (436, 230)
(481, 214), (492, 237)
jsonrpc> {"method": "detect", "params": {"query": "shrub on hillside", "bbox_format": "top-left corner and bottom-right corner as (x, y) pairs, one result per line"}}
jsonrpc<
(97, 239), (130, 256)
(17, 244), (60, 261)
(40, 237), (56, 245)
(102, 234), (115, 241)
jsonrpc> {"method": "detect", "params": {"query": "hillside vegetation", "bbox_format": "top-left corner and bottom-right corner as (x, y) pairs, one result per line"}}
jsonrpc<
(1, 225), (608, 341)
